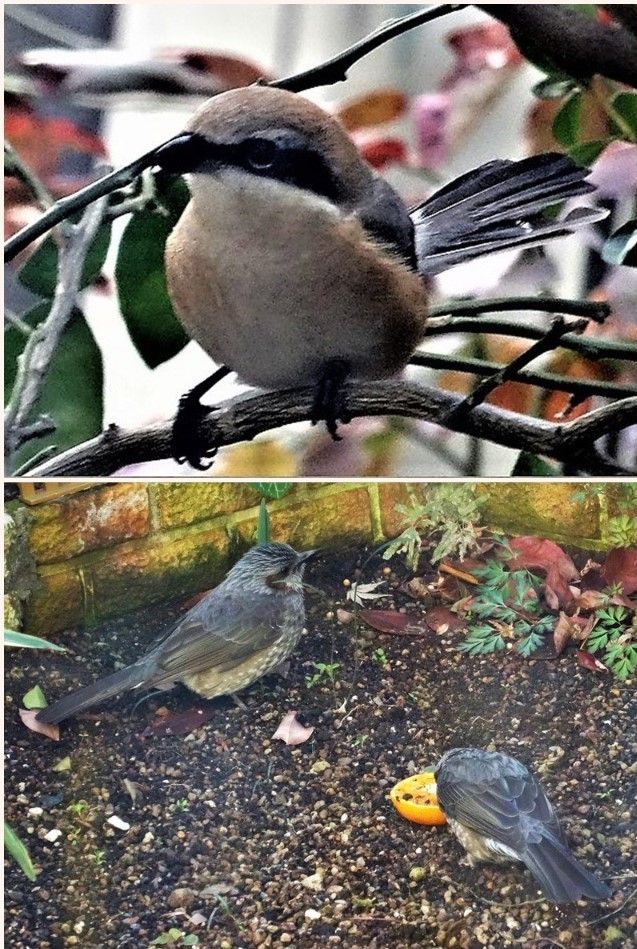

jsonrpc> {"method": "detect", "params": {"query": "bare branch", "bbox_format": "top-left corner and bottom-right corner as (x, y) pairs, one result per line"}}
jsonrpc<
(270, 4), (464, 92)
(4, 195), (108, 465)
(23, 383), (637, 478)
(429, 297), (610, 323)
(409, 353), (637, 402)
(442, 316), (589, 423)
(479, 4), (637, 87)
(424, 317), (637, 363)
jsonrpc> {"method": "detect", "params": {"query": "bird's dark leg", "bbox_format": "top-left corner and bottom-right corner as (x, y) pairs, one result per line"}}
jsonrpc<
(311, 359), (352, 441)
(171, 365), (231, 469)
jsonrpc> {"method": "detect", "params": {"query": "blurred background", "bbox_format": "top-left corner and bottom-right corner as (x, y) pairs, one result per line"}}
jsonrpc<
(5, 4), (636, 476)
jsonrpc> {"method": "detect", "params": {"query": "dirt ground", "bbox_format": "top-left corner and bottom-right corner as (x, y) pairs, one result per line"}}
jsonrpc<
(5, 545), (637, 949)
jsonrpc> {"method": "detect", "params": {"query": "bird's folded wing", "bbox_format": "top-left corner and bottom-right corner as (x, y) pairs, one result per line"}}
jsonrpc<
(153, 590), (286, 680)
(438, 773), (552, 851)
(355, 175), (418, 270)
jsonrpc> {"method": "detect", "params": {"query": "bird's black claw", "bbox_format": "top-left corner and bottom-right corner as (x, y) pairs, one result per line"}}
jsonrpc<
(311, 359), (352, 442)
(172, 388), (218, 470)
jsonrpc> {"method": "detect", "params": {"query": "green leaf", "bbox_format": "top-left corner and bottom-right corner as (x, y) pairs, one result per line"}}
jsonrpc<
(4, 820), (36, 880)
(18, 222), (112, 299)
(568, 139), (613, 167)
(254, 482), (292, 500)
(552, 92), (583, 148)
(5, 305), (104, 474)
(23, 685), (48, 710)
(182, 938), (199, 946)
(257, 497), (270, 545)
(4, 629), (66, 651)
(52, 756), (72, 772)
(115, 176), (191, 368)
(609, 92), (637, 140)
(511, 452), (560, 476)
(602, 219), (637, 268)
(532, 77), (579, 100)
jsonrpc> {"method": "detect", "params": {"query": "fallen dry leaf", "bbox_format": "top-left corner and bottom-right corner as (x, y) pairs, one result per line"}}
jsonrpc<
(602, 547), (637, 595)
(508, 537), (579, 610)
(360, 609), (429, 636)
(346, 581), (390, 606)
(423, 607), (467, 634)
(406, 576), (431, 599)
(141, 707), (214, 738)
(18, 709), (59, 741)
(576, 650), (608, 673)
(553, 611), (595, 655)
(272, 710), (314, 746)
(337, 89), (407, 131)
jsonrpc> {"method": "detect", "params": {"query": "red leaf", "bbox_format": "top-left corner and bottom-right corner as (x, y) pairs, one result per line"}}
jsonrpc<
(19, 709), (60, 741)
(337, 89), (408, 131)
(554, 611), (594, 655)
(423, 607), (467, 634)
(360, 610), (428, 636)
(356, 136), (407, 170)
(141, 707), (214, 737)
(576, 650), (608, 673)
(272, 711), (314, 746)
(508, 537), (579, 610)
(602, 548), (637, 596)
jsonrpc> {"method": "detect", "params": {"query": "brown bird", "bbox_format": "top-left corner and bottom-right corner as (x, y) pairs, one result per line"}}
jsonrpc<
(156, 85), (606, 467)
(435, 748), (612, 903)
(37, 543), (315, 725)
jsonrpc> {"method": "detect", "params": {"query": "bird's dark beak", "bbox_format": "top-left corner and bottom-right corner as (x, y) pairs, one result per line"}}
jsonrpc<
(297, 549), (320, 564)
(152, 131), (221, 176)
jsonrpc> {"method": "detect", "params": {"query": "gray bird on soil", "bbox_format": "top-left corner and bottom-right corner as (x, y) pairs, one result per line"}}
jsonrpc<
(435, 748), (611, 904)
(37, 543), (315, 725)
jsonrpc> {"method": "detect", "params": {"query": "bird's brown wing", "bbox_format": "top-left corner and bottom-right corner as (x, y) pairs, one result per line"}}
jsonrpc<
(150, 587), (291, 682)
(438, 768), (556, 852)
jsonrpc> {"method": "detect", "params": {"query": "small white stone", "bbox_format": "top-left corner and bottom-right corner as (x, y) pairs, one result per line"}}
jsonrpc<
(28, 807), (43, 818)
(142, 831), (154, 844)
(106, 816), (130, 831)
(304, 909), (321, 921)
(44, 828), (62, 842)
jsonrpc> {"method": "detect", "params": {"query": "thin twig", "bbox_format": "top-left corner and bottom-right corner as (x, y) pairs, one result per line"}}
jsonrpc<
(424, 318), (637, 362)
(428, 297), (610, 323)
(270, 4), (464, 92)
(23, 384), (637, 478)
(409, 352), (637, 401)
(442, 316), (589, 423)
(589, 884), (637, 924)
(4, 196), (108, 466)
(4, 142), (56, 214)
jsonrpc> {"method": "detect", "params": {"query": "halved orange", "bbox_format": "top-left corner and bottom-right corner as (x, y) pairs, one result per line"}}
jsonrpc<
(389, 772), (447, 825)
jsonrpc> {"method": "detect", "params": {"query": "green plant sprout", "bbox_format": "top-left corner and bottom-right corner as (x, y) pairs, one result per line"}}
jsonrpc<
(305, 662), (341, 689)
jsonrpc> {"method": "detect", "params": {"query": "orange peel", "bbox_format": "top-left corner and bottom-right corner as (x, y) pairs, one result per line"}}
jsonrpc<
(389, 772), (447, 825)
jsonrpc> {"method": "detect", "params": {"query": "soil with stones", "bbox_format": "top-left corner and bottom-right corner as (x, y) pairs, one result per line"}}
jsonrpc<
(5, 545), (637, 949)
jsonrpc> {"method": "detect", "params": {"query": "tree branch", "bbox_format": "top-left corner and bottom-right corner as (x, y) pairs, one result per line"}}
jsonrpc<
(479, 4), (637, 87)
(4, 195), (108, 466)
(23, 383), (637, 478)
(270, 4), (464, 92)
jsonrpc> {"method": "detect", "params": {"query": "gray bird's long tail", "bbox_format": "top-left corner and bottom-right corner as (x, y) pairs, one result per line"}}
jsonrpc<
(522, 828), (611, 903)
(412, 152), (608, 276)
(36, 662), (148, 725)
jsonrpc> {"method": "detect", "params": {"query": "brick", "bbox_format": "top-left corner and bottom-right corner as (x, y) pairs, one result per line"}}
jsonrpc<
(24, 568), (84, 636)
(89, 528), (231, 621)
(378, 483), (425, 538)
(477, 483), (599, 541)
(152, 483), (263, 529)
(29, 484), (149, 564)
(232, 487), (373, 550)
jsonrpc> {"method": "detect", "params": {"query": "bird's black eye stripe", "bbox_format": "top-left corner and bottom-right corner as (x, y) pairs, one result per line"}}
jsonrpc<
(164, 131), (345, 204)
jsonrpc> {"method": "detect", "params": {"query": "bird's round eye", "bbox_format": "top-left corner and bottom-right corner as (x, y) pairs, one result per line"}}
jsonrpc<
(245, 138), (278, 170)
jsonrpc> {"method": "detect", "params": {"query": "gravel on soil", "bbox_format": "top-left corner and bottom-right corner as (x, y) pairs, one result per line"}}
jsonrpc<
(4, 545), (637, 949)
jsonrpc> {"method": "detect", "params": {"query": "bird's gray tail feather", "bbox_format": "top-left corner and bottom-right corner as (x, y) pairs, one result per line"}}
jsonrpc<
(522, 829), (611, 903)
(36, 663), (147, 725)
(412, 152), (608, 276)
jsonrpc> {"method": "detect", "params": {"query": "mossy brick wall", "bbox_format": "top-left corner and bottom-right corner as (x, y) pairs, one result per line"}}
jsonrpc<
(5, 481), (629, 638)
(8, 483), (382, 637)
